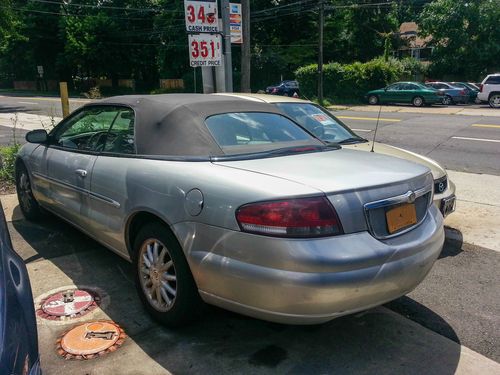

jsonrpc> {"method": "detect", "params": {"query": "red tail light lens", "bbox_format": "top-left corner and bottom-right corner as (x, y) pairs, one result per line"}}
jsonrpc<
(236, 196), (343, 238)
(479, 84), (483, 92)
(460, 90), (466, 95)
(272, 88), (277, 93)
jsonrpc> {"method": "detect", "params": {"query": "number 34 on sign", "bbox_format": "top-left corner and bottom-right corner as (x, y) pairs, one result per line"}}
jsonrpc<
(189, 34), (222, 67)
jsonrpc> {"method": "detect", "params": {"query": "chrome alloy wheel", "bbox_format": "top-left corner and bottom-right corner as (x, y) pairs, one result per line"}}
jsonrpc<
(489, 94), (500, 108)
(138, 239), (177, 312)
(18, 170), (33, 212)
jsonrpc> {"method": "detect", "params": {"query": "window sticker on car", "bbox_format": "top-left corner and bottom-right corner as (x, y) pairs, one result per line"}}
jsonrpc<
(312, 114), (336, 125)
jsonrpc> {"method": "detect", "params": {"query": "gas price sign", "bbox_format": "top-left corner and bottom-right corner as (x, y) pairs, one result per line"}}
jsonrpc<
(188, 34), (222, 67)
(184, 0), (219, 33)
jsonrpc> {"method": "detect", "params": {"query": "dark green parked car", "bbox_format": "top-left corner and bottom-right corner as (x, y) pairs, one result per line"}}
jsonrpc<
(365, 82), (443, 107)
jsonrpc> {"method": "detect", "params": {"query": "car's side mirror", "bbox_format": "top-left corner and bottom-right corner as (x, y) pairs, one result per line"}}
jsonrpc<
(25, 129), (48, 144)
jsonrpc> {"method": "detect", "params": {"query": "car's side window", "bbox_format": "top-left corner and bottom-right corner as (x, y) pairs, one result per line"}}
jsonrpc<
(52, 107), (121, 151)
(102, 109), (136, 154)
(387, 84), (401, 91)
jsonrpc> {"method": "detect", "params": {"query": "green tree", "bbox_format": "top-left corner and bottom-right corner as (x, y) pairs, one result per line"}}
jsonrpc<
(419, 0), (500, 80)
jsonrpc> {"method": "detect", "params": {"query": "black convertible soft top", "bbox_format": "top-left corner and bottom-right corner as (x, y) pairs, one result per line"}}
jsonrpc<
(94, 94), (310, 157)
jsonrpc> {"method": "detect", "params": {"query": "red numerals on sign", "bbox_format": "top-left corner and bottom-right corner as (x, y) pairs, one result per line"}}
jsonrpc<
(187, 4), (213, 24)
(187, 5), (195, 23)
(191, 40), (199, 58)
(197, 6), (205, 23)
(191, 39), (218, 59)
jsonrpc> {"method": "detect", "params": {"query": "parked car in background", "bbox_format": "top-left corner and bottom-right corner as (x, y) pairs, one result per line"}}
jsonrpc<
(477, 73), (500, 108)
(265, 80), (300, 97)
(16, 94), (444, 326)
(220, 93), (456, 218)
(424, 82), (469, 105)
(449, 82), (480, 103)
(365, 82), (442, 107)
(0, 200), (41, 375)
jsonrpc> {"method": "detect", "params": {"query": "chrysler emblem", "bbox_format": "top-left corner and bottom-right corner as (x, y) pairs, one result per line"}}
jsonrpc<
(407, 191), (416, 203)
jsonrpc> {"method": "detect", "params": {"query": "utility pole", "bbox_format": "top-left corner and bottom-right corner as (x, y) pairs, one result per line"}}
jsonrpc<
(318, 0), (324, 105)
(241, 0), (251, 92)
(221, 0), (233, 92)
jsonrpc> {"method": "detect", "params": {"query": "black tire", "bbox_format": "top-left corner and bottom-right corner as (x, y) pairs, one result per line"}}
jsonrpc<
(133, 222), (202, 327)
(442, 95), (453, 106)
(412, 96), (425, 107)
(368, 95), (379, 105)
(488, 93), (500, 108)
(15, 162), (43, 221)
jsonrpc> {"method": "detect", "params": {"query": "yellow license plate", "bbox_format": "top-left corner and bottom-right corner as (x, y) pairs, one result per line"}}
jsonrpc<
(386, 203), (417, 234)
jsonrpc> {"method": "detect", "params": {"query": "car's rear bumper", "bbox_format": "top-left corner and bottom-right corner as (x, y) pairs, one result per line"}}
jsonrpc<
(176, 205), (444, 324)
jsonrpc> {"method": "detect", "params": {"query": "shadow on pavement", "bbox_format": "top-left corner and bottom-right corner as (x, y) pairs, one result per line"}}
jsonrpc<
(11, 214), (463, 375)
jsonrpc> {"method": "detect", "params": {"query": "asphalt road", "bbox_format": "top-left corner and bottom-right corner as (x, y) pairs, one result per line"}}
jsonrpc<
(333, 109), (500, 176)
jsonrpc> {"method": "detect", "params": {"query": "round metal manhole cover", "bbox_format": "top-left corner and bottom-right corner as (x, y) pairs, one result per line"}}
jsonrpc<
(57, 321), (126, 360)
(38, 289), (100, 320)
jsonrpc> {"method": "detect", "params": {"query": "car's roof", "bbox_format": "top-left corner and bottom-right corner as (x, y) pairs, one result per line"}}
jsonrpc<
(215, 93), (311, 104)
(92, 94), (287, 157)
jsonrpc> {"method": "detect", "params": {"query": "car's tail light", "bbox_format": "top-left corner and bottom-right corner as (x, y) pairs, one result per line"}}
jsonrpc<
(479, 84), (483, 92)
(459, 90), (466, 95)
(236, 196), (343, 238)
(272, 88), (277, 93)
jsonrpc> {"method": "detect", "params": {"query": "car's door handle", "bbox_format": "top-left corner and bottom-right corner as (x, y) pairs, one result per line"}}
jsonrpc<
(75, 169), (87, 178)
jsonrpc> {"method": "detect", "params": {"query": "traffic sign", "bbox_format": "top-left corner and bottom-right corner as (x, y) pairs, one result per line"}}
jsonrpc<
(188, 34), (222, 67)
(184, 0), (219, 33)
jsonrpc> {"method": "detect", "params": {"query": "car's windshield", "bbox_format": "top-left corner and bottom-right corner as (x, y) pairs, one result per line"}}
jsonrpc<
(275, 103), (361, 143)
(205, 112), (325, 155)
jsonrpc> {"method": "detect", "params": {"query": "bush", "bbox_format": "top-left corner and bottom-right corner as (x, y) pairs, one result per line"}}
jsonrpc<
(0, 144), (21, 183)
(150, 87), (187, 95)
(295, 57), (425, 103)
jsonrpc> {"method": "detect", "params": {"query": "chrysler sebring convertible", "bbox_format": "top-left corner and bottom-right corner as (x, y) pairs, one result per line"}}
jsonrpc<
(16, 94), (444, 326)
(219, 93), (456, 218)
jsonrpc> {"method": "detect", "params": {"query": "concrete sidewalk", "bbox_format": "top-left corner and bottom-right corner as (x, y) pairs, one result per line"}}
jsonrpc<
(444, 170), (500, 252)
(329, 104), (500, 117)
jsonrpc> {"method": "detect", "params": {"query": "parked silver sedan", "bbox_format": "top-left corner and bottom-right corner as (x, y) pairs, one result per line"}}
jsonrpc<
(15, 94), (444, 326)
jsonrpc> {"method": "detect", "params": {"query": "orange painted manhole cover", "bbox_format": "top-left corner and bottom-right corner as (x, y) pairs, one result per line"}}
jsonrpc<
(57, 321), (126, 360)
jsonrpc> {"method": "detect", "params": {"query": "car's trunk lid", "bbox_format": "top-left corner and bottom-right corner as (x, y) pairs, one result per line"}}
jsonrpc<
(213, 148), (430, 194)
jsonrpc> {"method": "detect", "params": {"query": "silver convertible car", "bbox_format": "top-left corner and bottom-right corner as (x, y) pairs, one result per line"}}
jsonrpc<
(16, 95), (444, 326)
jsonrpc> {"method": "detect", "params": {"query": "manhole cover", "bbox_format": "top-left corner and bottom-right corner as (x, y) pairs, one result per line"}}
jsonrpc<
(57, 321), (126, 360)
(37, 289), (100, 320)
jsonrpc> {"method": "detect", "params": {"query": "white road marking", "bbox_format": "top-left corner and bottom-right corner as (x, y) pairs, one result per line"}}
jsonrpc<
(18, 101), (40, 105)
(351, 128), (372, 132)
(452, 136), (500, 143)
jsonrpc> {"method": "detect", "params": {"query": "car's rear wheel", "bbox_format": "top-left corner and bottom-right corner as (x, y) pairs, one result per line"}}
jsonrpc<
(133, 222), (202, 327)
(368, 95), (379, 105)
(15, 163), (43, 221)
(442, 95), (453, 106)
(489, 93), (500, 108)
(412, 96), (424, 107)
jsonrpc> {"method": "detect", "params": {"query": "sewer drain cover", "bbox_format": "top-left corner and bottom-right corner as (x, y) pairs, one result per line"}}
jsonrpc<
(38, 289), (100, 320)
(57, 321), (126, 360)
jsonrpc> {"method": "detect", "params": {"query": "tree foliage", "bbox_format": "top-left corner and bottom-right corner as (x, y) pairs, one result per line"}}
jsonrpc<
(419, 0), (500, 79)
(0, 0), (498, 91)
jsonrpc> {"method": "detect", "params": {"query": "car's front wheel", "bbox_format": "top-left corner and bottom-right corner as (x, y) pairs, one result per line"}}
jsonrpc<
(368, 95), (379, 105)
(412, 96), (425, 107)
(15, 163), (43, 221)
(489, 93), (500, 108)
(133, 222), (202, 327)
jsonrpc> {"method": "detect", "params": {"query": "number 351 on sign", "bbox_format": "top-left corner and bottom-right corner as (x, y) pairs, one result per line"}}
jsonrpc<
(189, 34), (222, 67)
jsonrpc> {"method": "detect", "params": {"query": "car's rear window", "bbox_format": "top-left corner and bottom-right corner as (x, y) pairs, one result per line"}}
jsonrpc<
(205, 112), (319, 152)
(485, 76), (500, 84)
